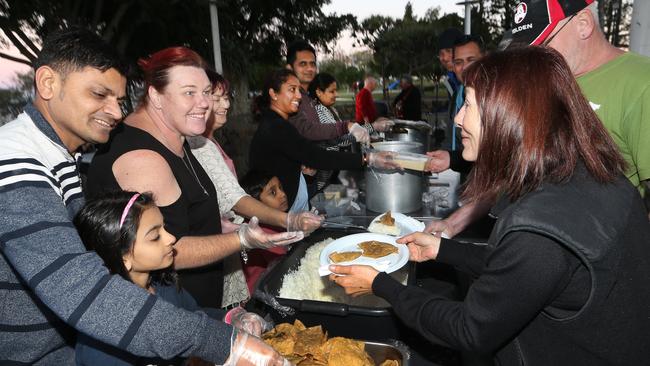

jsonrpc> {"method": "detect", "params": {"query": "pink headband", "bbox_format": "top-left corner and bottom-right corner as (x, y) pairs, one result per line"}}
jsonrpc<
(119, 193), (141, 228)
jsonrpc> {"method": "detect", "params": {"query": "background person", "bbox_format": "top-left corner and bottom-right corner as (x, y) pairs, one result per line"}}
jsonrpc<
(355, 75), (379, 124)
(331, 46), (650, 365)
(392, 75), (421, 121)
(285, 40), (370, 144)
(308, 72), (393, 192)
(0, 27), (278, 366)
(429, 0), (650, 237)
(425, 34), (485, 175)
(87, 47), (304, 309)
(249, 69), (400, 213)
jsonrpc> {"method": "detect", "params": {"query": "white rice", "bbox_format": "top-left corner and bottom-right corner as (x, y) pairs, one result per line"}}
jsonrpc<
(278, 238), (408, 308)
(367, 221), (401, 236)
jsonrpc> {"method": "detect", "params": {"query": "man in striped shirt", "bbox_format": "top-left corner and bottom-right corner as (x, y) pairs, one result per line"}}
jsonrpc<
(0, 28), (280, 365)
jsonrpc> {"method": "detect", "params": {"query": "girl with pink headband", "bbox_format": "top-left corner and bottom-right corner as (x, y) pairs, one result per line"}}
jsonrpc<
(73, 191), (274, 365)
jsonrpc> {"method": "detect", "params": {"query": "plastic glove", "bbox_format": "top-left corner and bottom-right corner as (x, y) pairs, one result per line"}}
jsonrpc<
(367, 151), (403, 170)
(349, 123), (370, 144)
(224, 306), (273, 337)
(371, 118), (395, 132)
(238, 216), (304, 250)
(424, 218), (454, 238)
(223, 329), (290, 366)
(286, 210), (323, 235)
(424, 150), (451, 173)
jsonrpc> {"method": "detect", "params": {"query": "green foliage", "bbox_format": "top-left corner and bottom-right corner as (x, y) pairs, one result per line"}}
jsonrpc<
(0, 0), (356, 86)
(356, 4), (462, 79)
(0, 71), (33, 123)
(319, 58), (365, 90)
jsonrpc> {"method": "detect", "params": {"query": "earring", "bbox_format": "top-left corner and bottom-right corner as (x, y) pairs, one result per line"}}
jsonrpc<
(273, 97), (278, 101)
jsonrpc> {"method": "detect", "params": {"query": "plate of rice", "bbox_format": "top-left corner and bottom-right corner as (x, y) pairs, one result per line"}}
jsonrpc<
(367, 211), (425, 236)
(319, 233), (409, 276)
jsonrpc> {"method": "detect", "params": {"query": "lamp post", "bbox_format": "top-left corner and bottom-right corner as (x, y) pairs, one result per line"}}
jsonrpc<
(456, 0), (481, 35)
(209, 0), (224, 74)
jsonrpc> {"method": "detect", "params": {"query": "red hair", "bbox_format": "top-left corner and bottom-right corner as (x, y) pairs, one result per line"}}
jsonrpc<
(137, 46), (210, 106)
(461, 46), (626, 203)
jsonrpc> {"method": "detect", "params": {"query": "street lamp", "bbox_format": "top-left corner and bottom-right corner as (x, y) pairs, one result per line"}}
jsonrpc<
(456, 1), (480, 35)
(209, 0), (224, 74)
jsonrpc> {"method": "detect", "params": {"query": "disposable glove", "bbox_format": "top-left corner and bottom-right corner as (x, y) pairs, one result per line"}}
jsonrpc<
(238, 216), (304, 250)
(371, 118), (395, 132)
(367, 151), (402, 170)
(224, 306), (273, 337)
(349, 123), (370, 144)
(223, 329), (291, 366)
(286, 210), (323, 235)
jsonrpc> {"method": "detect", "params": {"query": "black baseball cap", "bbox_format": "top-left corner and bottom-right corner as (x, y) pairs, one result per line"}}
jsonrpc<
(438, 28), (464, 50)
(504, 0), (595, 47)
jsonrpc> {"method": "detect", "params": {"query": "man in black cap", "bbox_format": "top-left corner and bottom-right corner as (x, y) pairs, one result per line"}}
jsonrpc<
(437, 27), (464, 98)
(428, 0), (650, 236)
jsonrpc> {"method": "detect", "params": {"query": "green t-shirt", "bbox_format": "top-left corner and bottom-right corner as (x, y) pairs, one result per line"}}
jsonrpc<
(577, 52), (650, 195)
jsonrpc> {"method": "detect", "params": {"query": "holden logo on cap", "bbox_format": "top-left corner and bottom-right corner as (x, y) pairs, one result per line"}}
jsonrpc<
(514, 2), (528, 24)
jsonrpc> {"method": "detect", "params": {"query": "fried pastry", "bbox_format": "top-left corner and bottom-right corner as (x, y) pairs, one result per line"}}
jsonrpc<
(329, 251), (363, 263)
(358, 241), (398, 258)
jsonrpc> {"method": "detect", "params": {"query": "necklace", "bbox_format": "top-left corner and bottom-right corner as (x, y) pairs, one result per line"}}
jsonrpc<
(181, 145), (209, 196)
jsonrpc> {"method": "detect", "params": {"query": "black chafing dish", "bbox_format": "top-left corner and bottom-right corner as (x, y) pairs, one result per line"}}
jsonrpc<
(252, 228), (416, 341)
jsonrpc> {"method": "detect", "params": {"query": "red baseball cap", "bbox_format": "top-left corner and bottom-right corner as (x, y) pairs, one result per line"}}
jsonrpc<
(505, 0), (595, 47)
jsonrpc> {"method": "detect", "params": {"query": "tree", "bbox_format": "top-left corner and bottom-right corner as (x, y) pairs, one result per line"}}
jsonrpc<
(0, 71), (32, 123)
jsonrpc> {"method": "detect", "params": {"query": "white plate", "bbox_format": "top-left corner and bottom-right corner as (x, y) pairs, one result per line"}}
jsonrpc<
(318, 233), (409, 276)
(369, 212), (425, 236)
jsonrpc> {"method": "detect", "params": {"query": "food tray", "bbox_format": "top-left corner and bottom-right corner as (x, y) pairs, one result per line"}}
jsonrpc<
(250, 228), (417, 342)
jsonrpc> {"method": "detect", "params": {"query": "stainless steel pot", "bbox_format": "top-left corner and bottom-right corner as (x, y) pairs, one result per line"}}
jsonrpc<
(365, 141), (424, 213)
(384, 122), (431, 152)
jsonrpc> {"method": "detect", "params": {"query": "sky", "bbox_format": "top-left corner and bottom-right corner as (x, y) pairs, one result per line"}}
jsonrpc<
(0, 1), (462, 86)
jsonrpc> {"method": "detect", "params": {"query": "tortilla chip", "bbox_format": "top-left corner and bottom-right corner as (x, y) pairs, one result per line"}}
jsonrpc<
(263, 331), (295, 356)
(329, 251), (363, 263)
(326, 337), (374, 366)
(358, 240), (398, 258)
(293, 325), (326, 360)
(379, 211), (395, 226)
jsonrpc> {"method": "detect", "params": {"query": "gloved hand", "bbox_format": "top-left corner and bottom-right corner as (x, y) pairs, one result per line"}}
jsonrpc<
(367, 151), (402, 170)
(424, 218), (454, 238)
(424, 150), (451, 173)
(286, 210), (323, 235)
(223, 329), (290, 366)
(224, 306), (273, 337)
(238, 216), (304, 250)
(371, 118), (395, 132)
(349, 123), (370, 144)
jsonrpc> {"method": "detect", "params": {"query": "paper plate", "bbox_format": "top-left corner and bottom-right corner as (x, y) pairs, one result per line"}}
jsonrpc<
(369, 212), (425, 236)
(319, 233), (409, 276)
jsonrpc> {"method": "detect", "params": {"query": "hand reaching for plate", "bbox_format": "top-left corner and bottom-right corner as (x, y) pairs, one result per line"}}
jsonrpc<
(328, 265), (379, 297)
(396, 232), (441, 262)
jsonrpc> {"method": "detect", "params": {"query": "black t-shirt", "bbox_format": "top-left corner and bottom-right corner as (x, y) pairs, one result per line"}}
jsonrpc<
(86, 123), (224, 308)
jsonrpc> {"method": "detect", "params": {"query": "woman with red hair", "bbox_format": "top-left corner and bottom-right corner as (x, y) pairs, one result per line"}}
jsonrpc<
(330, 46), (650, 365)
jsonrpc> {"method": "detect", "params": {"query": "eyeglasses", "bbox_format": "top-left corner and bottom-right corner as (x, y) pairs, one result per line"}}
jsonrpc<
(542, 14), (575, 46)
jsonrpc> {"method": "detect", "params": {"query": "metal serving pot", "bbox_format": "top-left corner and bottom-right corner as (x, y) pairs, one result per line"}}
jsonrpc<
(365, 141), (424, 213)
(384, 121), (431, 152)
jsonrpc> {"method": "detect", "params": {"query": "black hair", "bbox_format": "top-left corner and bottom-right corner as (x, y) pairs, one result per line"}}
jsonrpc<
(252, 68), (297, 119)
(286, 39), (317, 66)
(73, 191), (177, 288)
(33, 26), (128, 78)
(240, 170), (275, 200)
(452, 34), (486, 59)
(308, 72), (337, 100)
